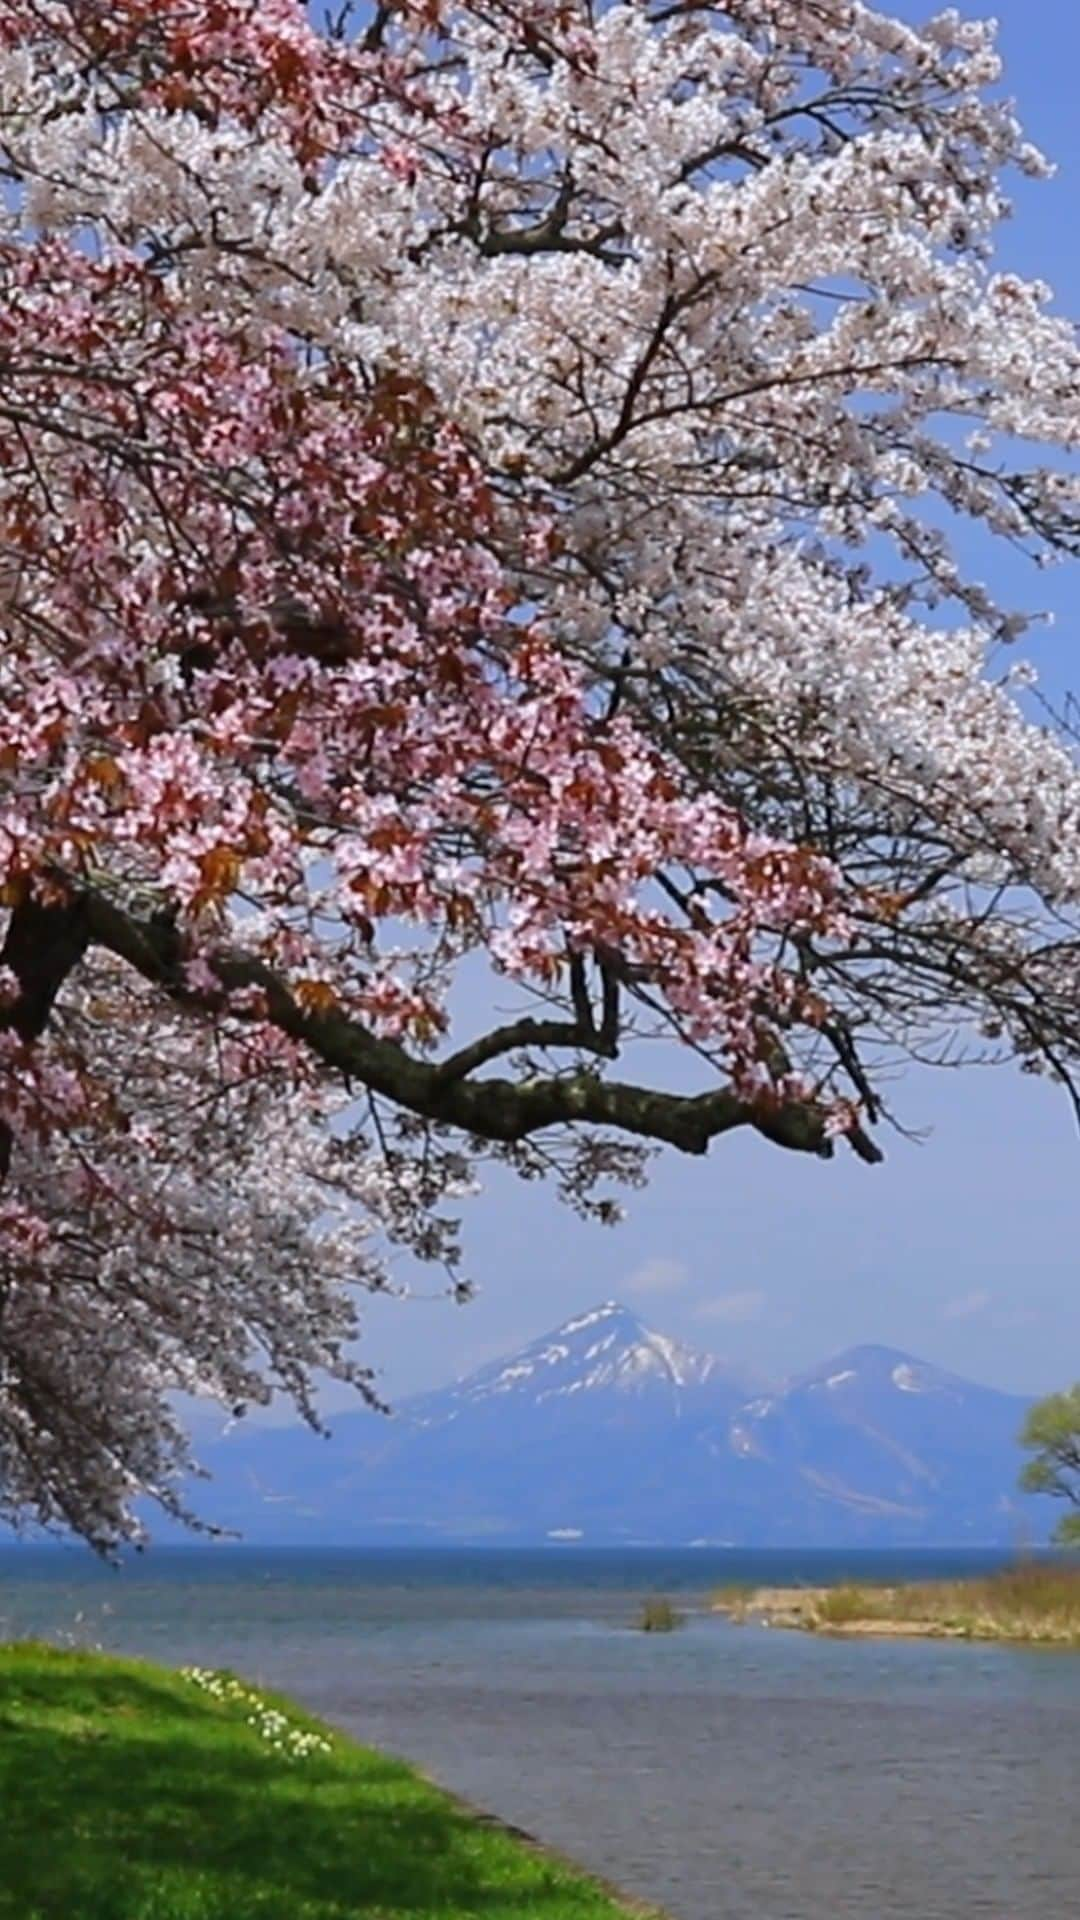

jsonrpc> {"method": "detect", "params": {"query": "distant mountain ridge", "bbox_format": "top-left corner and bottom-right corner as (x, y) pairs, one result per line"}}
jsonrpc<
(181, 1302), (1041, 1547)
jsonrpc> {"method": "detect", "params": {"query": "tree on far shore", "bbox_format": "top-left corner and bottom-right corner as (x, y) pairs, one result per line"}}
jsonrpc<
(1021, 1392), (1080, 1546)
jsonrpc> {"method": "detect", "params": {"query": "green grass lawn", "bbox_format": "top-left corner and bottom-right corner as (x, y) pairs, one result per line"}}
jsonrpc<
(0, 1643), (650, 1920)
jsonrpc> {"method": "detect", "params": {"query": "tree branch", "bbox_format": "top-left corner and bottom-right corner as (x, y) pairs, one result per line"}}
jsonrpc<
(1, 894), (91, 1042)
(76, 886), (882, 1164)
(568, 950), (596, 1036)
(0, 893), (92, 1178)
(432, 1014), (615, 1085)
(599, 963), (620, 1053)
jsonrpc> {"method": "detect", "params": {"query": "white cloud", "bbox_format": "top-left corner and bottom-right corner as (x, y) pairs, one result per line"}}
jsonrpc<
(696, 1289), (768, 1325)
(940, 1289), (991, 1321)
(625, 1256), (689, 1298)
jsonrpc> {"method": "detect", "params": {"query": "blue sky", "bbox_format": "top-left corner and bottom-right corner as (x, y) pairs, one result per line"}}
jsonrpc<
(341, 2), (1080, 1410)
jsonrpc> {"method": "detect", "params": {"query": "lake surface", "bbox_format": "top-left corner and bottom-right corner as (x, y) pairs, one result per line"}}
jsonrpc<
(2, 1545), (1078, 1920)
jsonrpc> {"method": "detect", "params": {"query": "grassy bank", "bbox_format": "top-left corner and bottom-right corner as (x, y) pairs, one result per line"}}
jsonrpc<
(0, 1643), (657, 1920)
(713, 1562), (1080, 1644)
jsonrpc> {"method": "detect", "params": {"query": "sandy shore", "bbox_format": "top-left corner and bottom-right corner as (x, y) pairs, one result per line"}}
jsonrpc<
(711, 1584), (1080, 1644)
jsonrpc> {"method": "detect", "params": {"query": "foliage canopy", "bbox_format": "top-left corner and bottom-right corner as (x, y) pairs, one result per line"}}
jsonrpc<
(3, 0), (1080, 1542)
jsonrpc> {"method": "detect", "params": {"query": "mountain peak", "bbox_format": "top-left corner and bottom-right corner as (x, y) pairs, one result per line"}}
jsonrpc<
(553, 1300), (638, 1337)
(788, 1343), (990, 1401)
(410, 1300), (748, 1417)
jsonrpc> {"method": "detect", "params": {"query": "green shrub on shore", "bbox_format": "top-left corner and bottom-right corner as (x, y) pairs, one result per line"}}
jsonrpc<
(815, 1585), (873, 1627)
(0, 1643), (654, 1920)
(637, 1597), (683, 1633)
(822, 1562), (1080, 1635)
(966, 1560), (1080, 1624)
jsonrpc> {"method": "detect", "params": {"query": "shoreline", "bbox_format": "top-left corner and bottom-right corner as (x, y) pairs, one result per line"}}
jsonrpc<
(711, 1579), (1080, 1646)
(417, 1768), (670, 1920)
(0, 1642), (670, 1918)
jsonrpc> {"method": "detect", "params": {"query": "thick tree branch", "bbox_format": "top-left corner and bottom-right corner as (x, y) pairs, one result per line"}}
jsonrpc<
(1, 895), (91, 1042)
(0, 895), (91, 1178)
(75, 887), (882, 1163)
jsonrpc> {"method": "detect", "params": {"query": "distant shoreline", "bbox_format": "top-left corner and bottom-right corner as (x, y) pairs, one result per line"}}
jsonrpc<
(712, 1566), (1080, 1646)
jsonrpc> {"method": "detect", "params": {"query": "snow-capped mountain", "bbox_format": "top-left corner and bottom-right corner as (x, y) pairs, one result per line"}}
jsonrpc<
(788, 1343), (982, 1404)
(722, 1343), (1033, 1541)
(179, 1309), (1041, 1547)
(409, 1300), (752, 1419)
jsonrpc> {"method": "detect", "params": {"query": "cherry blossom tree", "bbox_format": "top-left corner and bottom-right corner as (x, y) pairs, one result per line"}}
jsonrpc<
(2, 0), (1080, 1543)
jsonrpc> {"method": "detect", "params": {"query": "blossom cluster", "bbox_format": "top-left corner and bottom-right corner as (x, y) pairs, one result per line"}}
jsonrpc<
(0, 952), (482, 1550)
(180, 1665), (333, 1761)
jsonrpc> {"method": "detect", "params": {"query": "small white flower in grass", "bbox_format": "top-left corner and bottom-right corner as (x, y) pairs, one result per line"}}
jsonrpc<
(181, 1666), (332, 1761)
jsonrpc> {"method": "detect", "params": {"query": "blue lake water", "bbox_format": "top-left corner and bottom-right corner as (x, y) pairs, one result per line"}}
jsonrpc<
(2, 1545), (1078, 1919)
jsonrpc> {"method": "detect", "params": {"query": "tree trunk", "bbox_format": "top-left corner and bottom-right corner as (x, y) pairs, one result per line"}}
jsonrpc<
(0, 895), (90, 1178)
